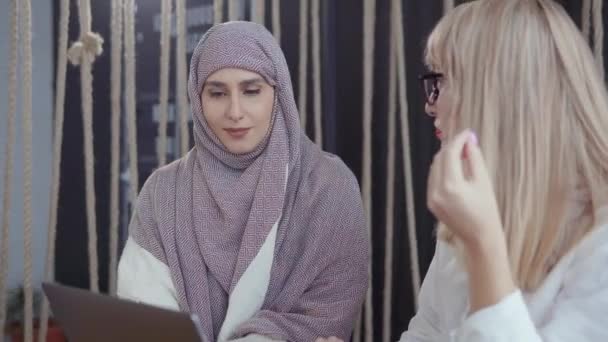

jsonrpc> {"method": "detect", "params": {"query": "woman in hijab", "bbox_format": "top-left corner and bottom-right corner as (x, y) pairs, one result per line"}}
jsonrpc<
(117, 21), (369, 342)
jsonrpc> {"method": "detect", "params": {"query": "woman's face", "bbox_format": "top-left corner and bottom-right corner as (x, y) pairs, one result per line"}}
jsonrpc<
(201, 68), (275, 154)
(424, 74), (455, 142)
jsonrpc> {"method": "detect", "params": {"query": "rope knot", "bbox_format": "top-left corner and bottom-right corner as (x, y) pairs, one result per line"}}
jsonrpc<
(68, 31), (104, 66)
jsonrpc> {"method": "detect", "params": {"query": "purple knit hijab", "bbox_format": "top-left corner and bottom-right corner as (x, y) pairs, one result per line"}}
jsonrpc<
(131, 21), (369, 341)
(188, 21), (300, 292)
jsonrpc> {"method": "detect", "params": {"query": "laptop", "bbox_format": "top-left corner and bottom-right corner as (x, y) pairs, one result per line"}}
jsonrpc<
(42, 282), (208, 342)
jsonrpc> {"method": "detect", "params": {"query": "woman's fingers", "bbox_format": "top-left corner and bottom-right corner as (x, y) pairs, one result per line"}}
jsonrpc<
(427, 151), (442, 214)
(462, 133), (487, 182)
(444, 129), (474, 183)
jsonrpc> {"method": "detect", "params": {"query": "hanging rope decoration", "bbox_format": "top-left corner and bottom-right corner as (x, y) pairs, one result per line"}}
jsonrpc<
(124, 0), (139, 206)
(582, 0), (591, 42)
(298, 0), (309, 128)
(361, 0), (375, 340)
(311, 0), (323, 146)
(394, 0), (421, 304)
(272, 0), (281, 43)
(21, 0), (35, 340)
(69, 0), (104, 294)
(38, 0), (70, 337)
(176, 0), (190, 157)
(0, 0), (19, 335)
(66, 7), (104, 68)
(382, 19), (398, 342)
(158, 0), (171, 168)
(108, 0), (124, 297)
(251, 0), (265, 25)
(214, 0), (224, 24)
(592, 0), (604, 77)
(229, 0), (239, 21)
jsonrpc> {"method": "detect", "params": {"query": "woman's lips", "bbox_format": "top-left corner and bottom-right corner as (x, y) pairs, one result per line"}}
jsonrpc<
(435, 128), (443, 139)
(224, 127), (251, 138)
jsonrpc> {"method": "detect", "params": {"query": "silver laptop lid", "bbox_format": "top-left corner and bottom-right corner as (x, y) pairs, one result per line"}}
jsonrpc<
(42, 282), (207, 342)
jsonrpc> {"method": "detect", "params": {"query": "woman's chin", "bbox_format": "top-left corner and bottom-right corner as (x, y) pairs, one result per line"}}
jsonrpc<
(221, 140), (258, 155)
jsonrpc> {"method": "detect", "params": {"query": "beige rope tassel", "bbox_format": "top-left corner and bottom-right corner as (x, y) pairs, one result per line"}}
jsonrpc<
(124, 0), (139, 206)
(69, 0), (104, 293)
(158, 0), (171, 167)
(108, 0), (124, 297)
(66, 0), (103, 68)
(592, 0), (604, 77)
(382, 17), (398, 342)
(176, 0), (190, 156)
(272, 0), (281, 43)
(21, 0), (35, 340)
(311, 0), (322, 146)
(215, 0), (224, 24)
(0, 0), (19, 335)
(251, 0), (265, 25)
(38, 0), (70, 337)
(443, 0), (455, 14)
(298, 0), (309, 128)
(361, 0), (375, 340)
(393, 0), (421, 305)
(582, 0), (592, 42)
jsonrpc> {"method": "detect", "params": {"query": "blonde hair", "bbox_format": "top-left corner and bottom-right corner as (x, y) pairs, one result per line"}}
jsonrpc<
(426, 0), (608, 290)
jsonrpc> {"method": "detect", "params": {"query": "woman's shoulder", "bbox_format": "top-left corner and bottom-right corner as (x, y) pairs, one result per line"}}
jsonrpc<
(566, 216), (608, 279)
(141, 153), (193, 196)
(296, 150), (368, 254)
(575, 210), (608, 264)
(293, 148), (364, 230)
(130, 155), (193, 243)
(304, 149), (361, 196)
(553, 212), (608, 301)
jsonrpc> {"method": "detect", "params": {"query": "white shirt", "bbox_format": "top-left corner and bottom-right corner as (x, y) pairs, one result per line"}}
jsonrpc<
(400, 211), (608, 342)
(117, 231), (282, 342)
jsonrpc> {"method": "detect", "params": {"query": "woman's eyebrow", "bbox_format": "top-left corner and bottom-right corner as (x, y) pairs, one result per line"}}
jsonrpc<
(204, 80), (227, 88)
(204, 78), (265, 88)
(239, 77), (265, 87)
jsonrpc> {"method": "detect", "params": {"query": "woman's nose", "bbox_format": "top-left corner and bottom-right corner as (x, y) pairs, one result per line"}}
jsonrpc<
(227, 95), (245, 121)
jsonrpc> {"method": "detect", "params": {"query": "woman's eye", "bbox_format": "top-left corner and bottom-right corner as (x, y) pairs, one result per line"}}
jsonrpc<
(244, 88), (261, 96)
(209, 90), (225, 98)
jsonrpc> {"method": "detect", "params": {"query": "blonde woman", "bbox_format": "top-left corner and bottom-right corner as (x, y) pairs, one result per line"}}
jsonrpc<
(318, 0), (608, 341)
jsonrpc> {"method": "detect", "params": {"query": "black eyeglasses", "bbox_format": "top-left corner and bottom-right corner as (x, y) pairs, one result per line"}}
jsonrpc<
(418, 72), (444, 106)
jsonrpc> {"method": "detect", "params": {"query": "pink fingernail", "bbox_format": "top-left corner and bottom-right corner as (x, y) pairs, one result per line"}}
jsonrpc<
(469, 131), (478, 145)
